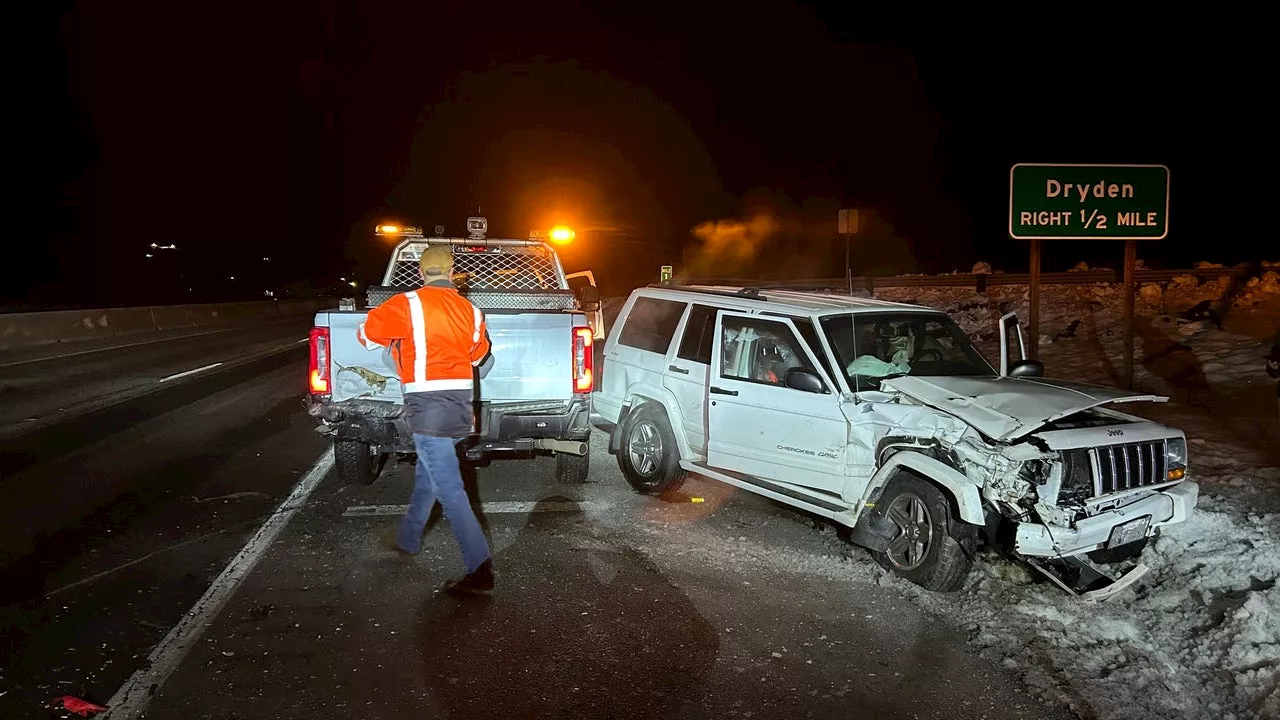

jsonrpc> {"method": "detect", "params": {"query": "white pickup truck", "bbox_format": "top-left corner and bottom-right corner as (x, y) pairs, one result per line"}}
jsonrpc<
(307, 219), (601, 485)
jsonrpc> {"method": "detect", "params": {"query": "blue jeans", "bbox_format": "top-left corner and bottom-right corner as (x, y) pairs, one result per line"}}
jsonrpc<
(396, 434), (491, 573)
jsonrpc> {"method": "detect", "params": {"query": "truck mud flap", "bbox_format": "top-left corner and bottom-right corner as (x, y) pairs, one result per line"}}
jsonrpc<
(1022, 554), (1150, 601)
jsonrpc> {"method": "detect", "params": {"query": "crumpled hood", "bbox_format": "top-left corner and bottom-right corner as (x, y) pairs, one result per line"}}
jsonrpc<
(880, 375), (1167, 442)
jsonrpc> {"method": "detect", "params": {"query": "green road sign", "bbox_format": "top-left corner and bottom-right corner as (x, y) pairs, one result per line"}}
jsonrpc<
(1009, 163), (1169, 240)
(660, 265), (673, 282)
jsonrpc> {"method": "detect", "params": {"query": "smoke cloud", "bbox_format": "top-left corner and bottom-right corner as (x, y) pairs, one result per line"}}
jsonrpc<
(684, 213), (781, 278)
(680, 190), (922, 283)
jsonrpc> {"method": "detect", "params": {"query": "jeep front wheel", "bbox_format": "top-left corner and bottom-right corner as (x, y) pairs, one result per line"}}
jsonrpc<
(873, 473), (976, 592)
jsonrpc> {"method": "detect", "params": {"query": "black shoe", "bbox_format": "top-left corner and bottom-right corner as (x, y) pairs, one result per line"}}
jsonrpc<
(444, 559), (494, 596)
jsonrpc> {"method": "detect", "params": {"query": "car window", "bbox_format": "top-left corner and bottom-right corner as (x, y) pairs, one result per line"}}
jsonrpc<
(720, 315), (819, 388)
(820, 312), (995, 390)
(765, 313), (840, 388)
(618, 297), (686, 355)
(676, 304), (718, 364)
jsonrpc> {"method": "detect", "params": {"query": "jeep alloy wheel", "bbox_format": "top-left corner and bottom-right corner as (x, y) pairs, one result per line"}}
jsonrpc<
(618, 406), (686, 494)
(884, 492), (935, 571)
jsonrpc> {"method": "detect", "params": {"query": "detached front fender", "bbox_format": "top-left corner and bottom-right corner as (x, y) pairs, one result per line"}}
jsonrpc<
(861, 452), (985, 525)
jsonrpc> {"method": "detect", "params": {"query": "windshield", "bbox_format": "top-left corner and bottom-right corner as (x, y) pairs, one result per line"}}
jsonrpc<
(819, 312), (995, 390)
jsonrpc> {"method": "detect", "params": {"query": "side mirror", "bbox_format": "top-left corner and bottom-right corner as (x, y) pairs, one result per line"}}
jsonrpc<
(576, 285), (601, 306)
(784, 368), (826, 393)
(998, 312), (1029, 377)
(1008, 359), (1044, 378)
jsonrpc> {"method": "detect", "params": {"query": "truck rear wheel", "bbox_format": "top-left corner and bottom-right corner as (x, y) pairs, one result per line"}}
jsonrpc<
(555, 450), (591, 484)
(335, 440), (384, 486)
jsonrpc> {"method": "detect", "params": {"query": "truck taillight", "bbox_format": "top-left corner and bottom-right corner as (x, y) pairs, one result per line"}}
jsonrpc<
(572, 326), (593, 394)
(309, 327), (331, 396)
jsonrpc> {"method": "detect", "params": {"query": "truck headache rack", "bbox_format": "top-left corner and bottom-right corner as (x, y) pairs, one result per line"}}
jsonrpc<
(364, 286), (577, 311)
(385, 240), (562, 292)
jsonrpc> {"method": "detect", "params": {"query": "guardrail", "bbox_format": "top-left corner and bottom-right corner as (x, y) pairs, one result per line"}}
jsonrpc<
(0, 298), (336, 352)
(676, 266), (1262, 293)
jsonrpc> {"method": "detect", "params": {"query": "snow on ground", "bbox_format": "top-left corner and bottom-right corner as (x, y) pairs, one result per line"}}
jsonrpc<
(620, 501), (1279, 720)
(880, 280), (1278, 718)
(875, 270), (1280, 345)
(602, 271), (1280, 719)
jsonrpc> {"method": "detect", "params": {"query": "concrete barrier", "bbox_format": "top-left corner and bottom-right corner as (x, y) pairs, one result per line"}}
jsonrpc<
(148, 305), (196, 331)
(0, 298), (335, 352)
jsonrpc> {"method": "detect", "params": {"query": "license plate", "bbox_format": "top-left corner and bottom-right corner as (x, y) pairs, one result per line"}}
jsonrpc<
(1106, 515), (1151, 549)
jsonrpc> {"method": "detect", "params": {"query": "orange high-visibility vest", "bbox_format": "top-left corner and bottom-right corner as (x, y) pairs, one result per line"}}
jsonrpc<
(356, 284), (490, 393)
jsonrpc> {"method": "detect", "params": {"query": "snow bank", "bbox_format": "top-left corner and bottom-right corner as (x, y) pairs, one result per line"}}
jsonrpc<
(627, 499), (1280, 719)
(911, 309), (1279, 719)
(875, 272), (1280, 347)
(915, 511), (1280, 720)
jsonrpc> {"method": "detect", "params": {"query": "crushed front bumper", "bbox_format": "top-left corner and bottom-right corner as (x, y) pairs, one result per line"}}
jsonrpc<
(1014, 481), (1198, 557)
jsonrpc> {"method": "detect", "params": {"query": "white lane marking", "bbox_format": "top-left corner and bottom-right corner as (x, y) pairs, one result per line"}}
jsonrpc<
(342, 500), (605, 517)
(297, 337), (308, 344)
(157, 362), (223, 383)
(104, 448), (335, 719)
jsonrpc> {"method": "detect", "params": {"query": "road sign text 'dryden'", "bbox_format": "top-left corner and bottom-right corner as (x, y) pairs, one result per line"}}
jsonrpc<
(1009, 163), (1169, 240)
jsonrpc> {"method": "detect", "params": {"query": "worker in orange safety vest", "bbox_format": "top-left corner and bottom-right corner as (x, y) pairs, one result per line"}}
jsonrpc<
(356, 244), (495, 595)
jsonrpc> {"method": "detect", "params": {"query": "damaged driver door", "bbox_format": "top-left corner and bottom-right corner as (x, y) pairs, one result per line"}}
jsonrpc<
(707, 311), (848, 496)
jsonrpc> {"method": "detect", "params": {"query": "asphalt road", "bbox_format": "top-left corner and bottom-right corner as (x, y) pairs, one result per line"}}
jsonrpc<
(0, 329), (1072, 720)
(0, 318), (313, 478)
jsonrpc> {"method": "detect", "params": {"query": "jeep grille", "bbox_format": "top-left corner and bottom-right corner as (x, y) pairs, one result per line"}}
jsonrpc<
(1093, 440), (1168, 495)
(1059, 440), (1170, 499)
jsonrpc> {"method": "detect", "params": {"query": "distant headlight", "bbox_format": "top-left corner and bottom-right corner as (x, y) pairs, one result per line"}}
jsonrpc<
(1166, 437), (1188, 480)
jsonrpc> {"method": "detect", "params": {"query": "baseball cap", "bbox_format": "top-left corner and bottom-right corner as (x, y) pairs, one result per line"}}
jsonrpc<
(418, 245), (454, 277)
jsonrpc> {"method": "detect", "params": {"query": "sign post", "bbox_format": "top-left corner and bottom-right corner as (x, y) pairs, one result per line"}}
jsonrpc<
(838, 209), (860, 296)
(1009, 163), (1169, 388)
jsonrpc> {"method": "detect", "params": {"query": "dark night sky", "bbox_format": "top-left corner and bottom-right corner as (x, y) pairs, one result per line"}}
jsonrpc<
(39, 3), (1273, 307)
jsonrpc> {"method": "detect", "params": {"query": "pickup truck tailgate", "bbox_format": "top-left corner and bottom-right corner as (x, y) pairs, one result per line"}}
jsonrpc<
(321, 310), (579, 404)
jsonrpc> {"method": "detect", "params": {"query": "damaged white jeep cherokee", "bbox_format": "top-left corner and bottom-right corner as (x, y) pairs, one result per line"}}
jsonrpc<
(592, 285), (1197, 598)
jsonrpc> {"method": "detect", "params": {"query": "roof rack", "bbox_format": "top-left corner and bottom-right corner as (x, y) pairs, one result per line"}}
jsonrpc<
(645, 282), (768, 301)
(755, 282), (848, 293)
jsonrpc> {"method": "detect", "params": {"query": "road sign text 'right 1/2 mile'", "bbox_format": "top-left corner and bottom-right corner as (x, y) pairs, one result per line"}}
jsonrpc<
(1009, 163), (1169, 240)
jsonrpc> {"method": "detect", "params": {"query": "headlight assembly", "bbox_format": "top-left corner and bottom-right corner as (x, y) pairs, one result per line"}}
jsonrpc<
(1166, 437), (1187, 481)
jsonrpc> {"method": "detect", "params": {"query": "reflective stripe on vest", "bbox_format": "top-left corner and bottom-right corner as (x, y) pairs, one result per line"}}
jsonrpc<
(403, 378), (473, 393)
(471, 305), (484, 365)
(406, 291), (428, 389)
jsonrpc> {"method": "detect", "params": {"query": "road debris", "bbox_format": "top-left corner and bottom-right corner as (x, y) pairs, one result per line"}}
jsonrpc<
(51, 695), (107, 717)
(193, 491), (272, 504)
